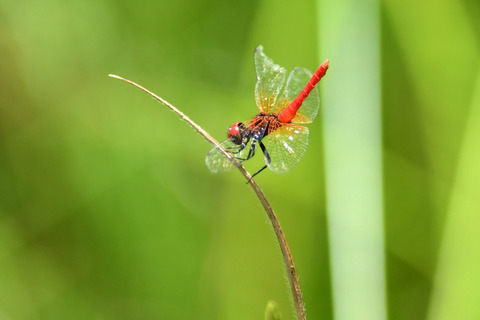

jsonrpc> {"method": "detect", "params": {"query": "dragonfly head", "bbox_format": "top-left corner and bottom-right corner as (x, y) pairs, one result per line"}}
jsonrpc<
(228, 122), (245, 145)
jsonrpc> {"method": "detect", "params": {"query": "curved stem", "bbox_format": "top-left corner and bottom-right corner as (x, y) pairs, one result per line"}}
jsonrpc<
(109, 74), (306, 320)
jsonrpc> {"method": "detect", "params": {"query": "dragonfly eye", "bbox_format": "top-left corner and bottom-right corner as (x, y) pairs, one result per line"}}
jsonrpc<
(228, 122), (245, 145)
(227, 122), (243, 138)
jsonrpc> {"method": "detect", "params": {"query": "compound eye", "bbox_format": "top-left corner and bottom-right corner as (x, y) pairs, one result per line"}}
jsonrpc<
(227, 122), (242, 138)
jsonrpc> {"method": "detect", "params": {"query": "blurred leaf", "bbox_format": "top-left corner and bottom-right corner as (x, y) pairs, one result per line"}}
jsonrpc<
(265, 300), (281, 320)
(427, 66), (480, 320)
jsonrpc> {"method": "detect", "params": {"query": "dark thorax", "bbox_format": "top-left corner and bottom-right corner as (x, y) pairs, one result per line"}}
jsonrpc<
(249, 112), (282, 141)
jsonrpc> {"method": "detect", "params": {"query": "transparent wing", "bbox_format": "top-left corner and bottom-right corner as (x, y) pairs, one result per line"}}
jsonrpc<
(276, 68), (320, 123)
(205, 139), (251, 173)
(263, 124), (309, 174)
(254, 45), (287, 114)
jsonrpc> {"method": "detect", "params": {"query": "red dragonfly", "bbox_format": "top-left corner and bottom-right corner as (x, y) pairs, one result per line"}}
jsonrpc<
(206, 46), (329, 178)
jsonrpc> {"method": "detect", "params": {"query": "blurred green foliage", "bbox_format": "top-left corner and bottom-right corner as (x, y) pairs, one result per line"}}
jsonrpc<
(0, 0), (479, 319)
(265, 300), (281, 320)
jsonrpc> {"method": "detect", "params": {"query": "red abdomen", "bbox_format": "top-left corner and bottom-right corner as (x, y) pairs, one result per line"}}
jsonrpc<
(278, 59), (329, 123)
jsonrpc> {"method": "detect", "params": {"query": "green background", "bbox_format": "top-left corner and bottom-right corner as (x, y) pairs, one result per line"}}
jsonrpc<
(1, 0), (479, 319)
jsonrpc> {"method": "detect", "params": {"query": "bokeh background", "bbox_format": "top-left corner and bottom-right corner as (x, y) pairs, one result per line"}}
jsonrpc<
(1, 0), (479, 319)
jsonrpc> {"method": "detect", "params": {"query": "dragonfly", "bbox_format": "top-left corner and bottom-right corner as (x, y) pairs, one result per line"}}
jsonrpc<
(205, 45), (329, 179)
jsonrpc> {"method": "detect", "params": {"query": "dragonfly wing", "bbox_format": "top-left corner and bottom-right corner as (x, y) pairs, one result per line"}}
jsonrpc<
(264, 124), (309, 174)
(277, 67), (320, 123)
(254, 46), (287, 113)
(205, 139), (251, 173)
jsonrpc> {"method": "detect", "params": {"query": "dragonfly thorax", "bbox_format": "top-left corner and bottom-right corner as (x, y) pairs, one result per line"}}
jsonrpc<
(251, 112), (281, 138)
(228, 112), (281, 146)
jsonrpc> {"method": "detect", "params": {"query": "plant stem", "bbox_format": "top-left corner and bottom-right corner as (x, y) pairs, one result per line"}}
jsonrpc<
(109, 74), (306, 320)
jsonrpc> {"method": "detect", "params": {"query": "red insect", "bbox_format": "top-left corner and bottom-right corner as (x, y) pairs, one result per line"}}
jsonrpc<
(206, 46), (329, 178)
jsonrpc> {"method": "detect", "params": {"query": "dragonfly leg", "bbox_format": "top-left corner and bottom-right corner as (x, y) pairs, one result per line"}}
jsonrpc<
(249, 140), (271, 180)
(225, 145), (243, 154)
(233, 139), (258, 162)
(245, 139), (257, 160)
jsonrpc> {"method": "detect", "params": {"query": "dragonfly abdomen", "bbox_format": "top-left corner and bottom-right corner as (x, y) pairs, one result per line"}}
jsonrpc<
(278, 59), (329, 123)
